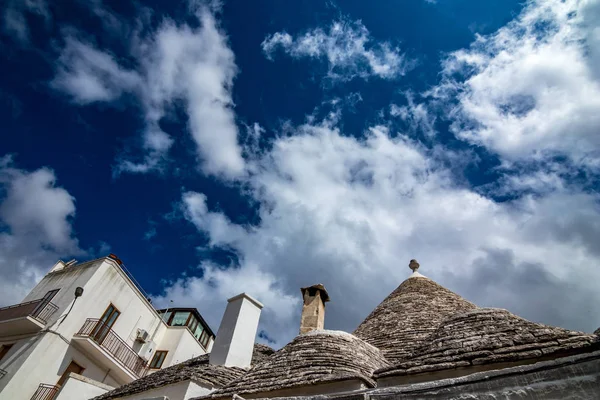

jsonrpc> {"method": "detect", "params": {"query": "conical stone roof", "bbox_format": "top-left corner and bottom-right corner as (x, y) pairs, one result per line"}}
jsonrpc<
(375, 308), (600, 378)
(353, 263), (477, 363)
(202, 330), (390, 400)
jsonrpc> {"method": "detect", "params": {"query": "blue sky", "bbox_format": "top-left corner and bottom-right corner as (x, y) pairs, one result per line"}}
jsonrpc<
(1, 0), (600, 347)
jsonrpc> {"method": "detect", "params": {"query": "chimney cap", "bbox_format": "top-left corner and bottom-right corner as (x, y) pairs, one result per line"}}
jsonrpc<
(300, 284), (330, 302)
(227, 292), (264, 309)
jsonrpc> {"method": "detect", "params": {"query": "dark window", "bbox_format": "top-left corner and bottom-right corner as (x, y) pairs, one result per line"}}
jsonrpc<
(42, 289), (60, 302)
(0, 344), (14, 361)
(149, 351), (168, 369)
(56, 361), (84, 387)
(92, 304), (120, 342)
(32, 289), (60, 317)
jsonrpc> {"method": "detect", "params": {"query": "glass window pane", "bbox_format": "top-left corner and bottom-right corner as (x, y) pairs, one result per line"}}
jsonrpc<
(150, 351), (168, 369)
(194, 324), (204, 340)
(171, 312), (190, 326)
(200, 330), (210, 347)
(160, 311), (172, 323)
(187, 316), (198, 330)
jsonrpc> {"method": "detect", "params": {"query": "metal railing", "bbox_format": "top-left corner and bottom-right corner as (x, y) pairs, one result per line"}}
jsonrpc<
(76, 319), (147, 377)
(30, 383), (59, 400)
(0, 299), (58, 325)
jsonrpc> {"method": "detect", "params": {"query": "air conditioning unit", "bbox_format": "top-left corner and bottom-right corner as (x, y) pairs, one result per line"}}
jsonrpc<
(140, 340), (156, 358)
(136, 329), (150, 343)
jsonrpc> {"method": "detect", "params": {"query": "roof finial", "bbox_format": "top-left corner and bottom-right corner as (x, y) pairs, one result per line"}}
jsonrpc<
(409, 259), (420, 272)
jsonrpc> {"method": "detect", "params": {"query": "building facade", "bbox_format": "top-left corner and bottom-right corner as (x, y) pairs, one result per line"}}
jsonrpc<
(0, 255), (215, 400)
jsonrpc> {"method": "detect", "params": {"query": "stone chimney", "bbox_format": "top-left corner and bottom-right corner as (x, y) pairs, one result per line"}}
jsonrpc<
(299, 284), (330, 334)
(209, 293), (263, 369)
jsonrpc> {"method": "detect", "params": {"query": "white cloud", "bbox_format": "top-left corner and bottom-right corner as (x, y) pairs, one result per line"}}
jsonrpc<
(262, 19), (411, 81)
(436, 0), (600, 167)
(390, 92), (436, 138)
(52, 37), (141, 104)
(156, 119), (600, 348)
(52, 6), (245, 179)
(0, 156), (82, 306)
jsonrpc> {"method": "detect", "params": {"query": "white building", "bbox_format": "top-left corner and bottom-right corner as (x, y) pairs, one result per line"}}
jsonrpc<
(0, 255), (217, 400)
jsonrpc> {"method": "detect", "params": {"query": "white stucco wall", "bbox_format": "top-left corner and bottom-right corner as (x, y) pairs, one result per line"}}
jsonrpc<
(117, 380), (212, 400)
(183, 381), (214, 399)
(21, 259), (104, 338)
(0, 335), (39, 397)
(0, 333), (120, 400)
(158, 327), (206, 368)
(58, 259), (167, 352)
(54, 373), (112, 400)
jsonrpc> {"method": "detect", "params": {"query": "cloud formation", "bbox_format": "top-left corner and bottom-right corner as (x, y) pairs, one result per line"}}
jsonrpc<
(155, 119), (600, 348)
(262, 19), (411, 81)
(0, 156), (82, 305)
(52, 6), (245, 179)
(156, 1), (600, 348)
(435, 0), (600, 168)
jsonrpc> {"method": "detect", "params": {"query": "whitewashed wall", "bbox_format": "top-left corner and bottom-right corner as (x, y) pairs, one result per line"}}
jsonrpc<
(54, 373), (112, 400)
(118, 380), (212, 400)
(0, 333), (119, 400)
(158, 327), (206, 368)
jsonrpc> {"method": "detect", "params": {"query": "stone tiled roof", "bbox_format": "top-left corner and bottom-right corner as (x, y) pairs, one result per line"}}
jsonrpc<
(353, 274), (478, 363)
(93, 344), (274, 400)
(375, 308), (600, 378)
(201, 330), (390, 400)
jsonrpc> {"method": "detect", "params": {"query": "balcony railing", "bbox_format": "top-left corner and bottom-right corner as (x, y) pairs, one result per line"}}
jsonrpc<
(76, 319), (147, 377)
(0, 299), (58, 325)
(30, 383), (59, 400)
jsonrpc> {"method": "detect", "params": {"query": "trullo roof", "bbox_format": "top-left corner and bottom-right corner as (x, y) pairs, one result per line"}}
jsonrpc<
(353, 271), (477, 363)
(202, 330), (390, 400)
(376, 308), (600, 378)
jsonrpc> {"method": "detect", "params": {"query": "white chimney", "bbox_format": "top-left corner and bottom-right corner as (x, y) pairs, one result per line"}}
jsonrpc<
(209, 293), (263, 369)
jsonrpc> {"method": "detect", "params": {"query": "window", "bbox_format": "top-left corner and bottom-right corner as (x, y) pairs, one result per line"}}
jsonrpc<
(32, 289), (60, 317)
(171, 312), (190, 326)
(56, 361), (84, 387)
(0, 344), (14, 361)
(42, 289), (60, 302)
(187, 316), (199, 333)
(193, 324), (204, 341)
(92, 304), (120, 342)
(200, 330), (210, 347)
(149, 351), (168, 369)
(160, 311), (172, 324)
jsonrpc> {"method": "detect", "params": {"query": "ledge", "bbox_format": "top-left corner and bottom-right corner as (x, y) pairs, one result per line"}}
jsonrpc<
(67, 373), (114, 391)
(227, 293), (264, 309)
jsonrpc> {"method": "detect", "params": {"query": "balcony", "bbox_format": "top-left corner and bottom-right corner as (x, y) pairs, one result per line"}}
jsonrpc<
(72, 319), (147, 383)
(30, 383), (59, 400)
(0, 299), (58, 337)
